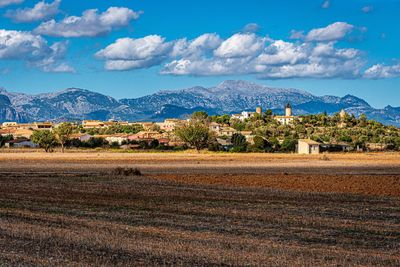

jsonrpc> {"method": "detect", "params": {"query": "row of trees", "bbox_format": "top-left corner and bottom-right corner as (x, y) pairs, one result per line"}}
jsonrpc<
(31, 123), (74, 152)
(80, 124), (144, 135)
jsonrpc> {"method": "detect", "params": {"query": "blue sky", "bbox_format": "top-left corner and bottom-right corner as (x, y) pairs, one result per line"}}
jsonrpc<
(0, 0), (399, 108)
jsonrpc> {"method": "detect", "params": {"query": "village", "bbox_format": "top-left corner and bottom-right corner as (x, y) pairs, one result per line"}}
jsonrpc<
(0, 103), (399, 154)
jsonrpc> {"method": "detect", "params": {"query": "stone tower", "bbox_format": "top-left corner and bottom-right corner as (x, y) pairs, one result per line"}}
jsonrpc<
(285, 103), (292, 117)
(256, 106), (262, 114)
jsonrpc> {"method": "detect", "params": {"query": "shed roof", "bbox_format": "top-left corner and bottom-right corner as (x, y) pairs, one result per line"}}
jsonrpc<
(298, 139), (321, 145)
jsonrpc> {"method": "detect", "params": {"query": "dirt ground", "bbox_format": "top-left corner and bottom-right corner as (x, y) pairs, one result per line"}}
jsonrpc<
(0, 151), (399, 197)
(0, 151), (399, 266)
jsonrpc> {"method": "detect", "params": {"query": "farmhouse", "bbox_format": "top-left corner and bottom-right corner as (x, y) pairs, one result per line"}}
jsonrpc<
(274, 103), (296, 125)
(298, 139), (321, 154)
(70, 133), (92, 142)
(1, 122), (53, 130)
(4, 139), (38, 148)
(366, 143), (387, 151)
(157, 119), (186, 132)
(129, 131), (163, 140)
(231, 107), (263, 121)
(95, 134), (129, 145)
(240, 131), (255, 144)
(218, 127), (237, 137)
(82, 120), (105, 129)
(136, 122), (156, 131)
(0, 129), (34, 139)
(209, 122), (221, 132)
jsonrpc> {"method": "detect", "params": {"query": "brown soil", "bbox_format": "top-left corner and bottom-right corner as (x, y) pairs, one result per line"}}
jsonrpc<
(153, 173), (400, 197)
(0, 151), (399, 266)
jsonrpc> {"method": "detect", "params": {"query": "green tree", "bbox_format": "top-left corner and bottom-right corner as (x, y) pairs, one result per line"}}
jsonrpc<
(0, 134), (13, 147)
(31, 130), (58, 152)
(175, 122), (210, 152)
(231, 133), (247, 152)
(54, 123), (74, 153)
(252, 135), (272, 152)
(210, 114), (231, 125)
(265, 109), (273, 116)
(280, 137), (297, 152)
(190, 111), (209, 123)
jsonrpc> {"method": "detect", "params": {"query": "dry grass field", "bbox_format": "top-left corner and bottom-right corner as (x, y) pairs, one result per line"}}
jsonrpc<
(0, 151), (399, 266)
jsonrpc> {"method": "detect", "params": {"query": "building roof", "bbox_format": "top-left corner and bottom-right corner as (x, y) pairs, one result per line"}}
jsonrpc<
(220, 127), (237, 132)
(5, 139), (31, 144)
(285, 102), (292, 109)
(299, 139), (321, 145)
(274, 116), (295, 119)
(70, 133), (92, 138)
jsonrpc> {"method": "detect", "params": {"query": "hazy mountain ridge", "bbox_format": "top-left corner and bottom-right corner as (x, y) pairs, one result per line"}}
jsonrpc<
(0, 81), (399, 126)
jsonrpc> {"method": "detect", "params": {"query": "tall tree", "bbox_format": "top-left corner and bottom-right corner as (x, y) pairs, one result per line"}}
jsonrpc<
(231, 133), (248, 152)
(190, 111), (209, 123)
(31, 130), (58, 153)
(175, 122), (210, 152)
(54, 123), (74, 153)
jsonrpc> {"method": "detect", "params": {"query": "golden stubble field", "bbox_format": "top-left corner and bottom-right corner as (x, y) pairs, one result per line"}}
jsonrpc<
(0, 151), (399, 266)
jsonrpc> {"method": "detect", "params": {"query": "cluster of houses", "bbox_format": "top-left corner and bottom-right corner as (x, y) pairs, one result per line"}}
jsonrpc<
(230, 104), (297, 125)
(0, 103), (389, 154)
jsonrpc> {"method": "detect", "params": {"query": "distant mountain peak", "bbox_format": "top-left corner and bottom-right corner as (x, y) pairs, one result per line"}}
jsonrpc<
(340, 94), (370, 107)
(217, 80), (259, 88)
(0, 80), (398, 126)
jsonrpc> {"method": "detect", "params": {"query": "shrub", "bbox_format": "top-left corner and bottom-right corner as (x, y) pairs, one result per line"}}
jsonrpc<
(208, 141), (221, 152)
(111, 167), (142, 176)
(320, 155), (330, 161)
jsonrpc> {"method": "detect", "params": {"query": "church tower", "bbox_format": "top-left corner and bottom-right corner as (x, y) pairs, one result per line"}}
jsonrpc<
(285, 103), (292, 117)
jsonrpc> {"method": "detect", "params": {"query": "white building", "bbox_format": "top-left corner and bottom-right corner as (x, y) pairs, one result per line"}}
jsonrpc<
(231, 107), (262, 121)
(274, 103), (296, 125)
(70, 133), (93, 142)
(298, 139), (320, 154)
(4, 139), (38, 148)
(209, 122), (221, 132)
(157, 119), (186, 132)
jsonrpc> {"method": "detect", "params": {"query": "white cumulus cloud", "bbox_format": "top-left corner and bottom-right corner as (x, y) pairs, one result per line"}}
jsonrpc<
(96, 30), (366, 79)
(214, 33), (265, 58)
(364, 64), (400, 79)
(5, 0), (61, 23)
(305, 22), (354, 42)
(0, 29), (74, 72)
(35, 7), (141, 37)
(95, 35), (173, 70)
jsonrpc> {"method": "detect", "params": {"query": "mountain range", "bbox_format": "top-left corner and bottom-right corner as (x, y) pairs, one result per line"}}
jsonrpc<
(0, 80), (399, 126)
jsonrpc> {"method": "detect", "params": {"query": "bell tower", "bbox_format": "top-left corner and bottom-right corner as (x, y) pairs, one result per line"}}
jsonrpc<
(285, 103), (292, 117)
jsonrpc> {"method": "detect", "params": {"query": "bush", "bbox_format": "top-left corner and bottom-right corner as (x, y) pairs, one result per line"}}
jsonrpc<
(149, 139), (159, 149)
(111, 167), (142, 176)
(320, 155), (330, 161)
(208, 141), (221, 151)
